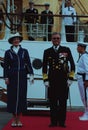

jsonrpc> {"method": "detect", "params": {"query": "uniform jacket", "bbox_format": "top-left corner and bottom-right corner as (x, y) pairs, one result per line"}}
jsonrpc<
(77, 52), (88, 80)
(4, 45), (34, 114)
(40, 10), (54, 25)
(25, 8), (39, 23)
(42, 46), (75, 99)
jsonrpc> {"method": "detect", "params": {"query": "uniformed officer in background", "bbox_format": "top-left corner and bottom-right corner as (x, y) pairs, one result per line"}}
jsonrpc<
(25, 0), (39, 40)
(63, 0), (77, 42)
(76, 42), (88, 121)
(0, 8), (3, 31)
(40, 3), (54, 41)
(42, 32), (75, 127)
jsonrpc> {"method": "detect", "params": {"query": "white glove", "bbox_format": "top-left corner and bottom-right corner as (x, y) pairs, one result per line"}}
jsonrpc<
(44, 81), (49, 87)
(29, 75), (34, 85)
(67, 79), (73, 87)
(0, 20), (3, 24)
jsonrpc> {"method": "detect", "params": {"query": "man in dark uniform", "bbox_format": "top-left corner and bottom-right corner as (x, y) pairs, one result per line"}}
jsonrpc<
(25, 0), (39, 40)
(40, 3), (54, 41)
(42, 32), (75, 127)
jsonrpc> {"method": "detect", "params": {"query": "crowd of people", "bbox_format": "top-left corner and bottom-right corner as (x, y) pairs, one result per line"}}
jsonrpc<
(24, 0), (77, 42)
(25, 1), (54, 41)
(0, 0), (77, 42)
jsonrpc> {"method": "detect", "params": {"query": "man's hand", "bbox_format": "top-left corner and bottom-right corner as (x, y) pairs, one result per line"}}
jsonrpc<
(5, 78), (9, 85)
(84, 80), (88, 88)
(29, 75), (34, 85)
(67, 79), (73, 87)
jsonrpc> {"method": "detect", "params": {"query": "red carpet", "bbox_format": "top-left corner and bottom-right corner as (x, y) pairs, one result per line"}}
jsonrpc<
(2, 112), (88, 130)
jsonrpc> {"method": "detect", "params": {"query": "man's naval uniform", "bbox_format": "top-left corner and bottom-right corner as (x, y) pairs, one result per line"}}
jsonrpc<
(63, 6), (76, 42)
(77, 52), (88, 119)
(25, 8), (39, 40)
(42, 45), (75, 126)
(25, 8), (39, 24)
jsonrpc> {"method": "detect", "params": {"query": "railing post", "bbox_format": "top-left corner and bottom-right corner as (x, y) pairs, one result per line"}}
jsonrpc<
(78, 30), (84, 42)
(61, 0), (66, 42)
(61, 19), (66, 42)
(4, 0), (11, 39)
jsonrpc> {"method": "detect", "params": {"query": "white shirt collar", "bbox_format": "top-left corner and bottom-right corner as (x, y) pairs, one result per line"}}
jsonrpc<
(30, 8), (33, 10)
(13, 46), (20, 53)
(46, 10), (49, 13)
(53, 45), (60, 50)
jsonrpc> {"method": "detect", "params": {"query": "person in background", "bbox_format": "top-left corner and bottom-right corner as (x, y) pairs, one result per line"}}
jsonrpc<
(63, 0), (77, 42)
(0, 8), (3, 31)
(40, 3), (54, 41)
(42, 32), (75, 127)
(25, 0), (39, 40)
(4, 32), (34, 127)
(76, 42), (88, 121)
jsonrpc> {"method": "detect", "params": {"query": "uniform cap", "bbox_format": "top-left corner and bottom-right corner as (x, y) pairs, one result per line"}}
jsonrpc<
(44, 3), (50, 6)
(66, 0), (71, 2)
(29, 0), (34, 4)
(77, 41), (88, 47)
(8, 32), (23, 44)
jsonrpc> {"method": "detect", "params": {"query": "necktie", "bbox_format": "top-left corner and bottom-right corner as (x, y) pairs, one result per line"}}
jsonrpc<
(77, 54), (81, 62)
(68, 7), (70, 11)
(46, 10), (49, 14)
(54, 46), (58, 52)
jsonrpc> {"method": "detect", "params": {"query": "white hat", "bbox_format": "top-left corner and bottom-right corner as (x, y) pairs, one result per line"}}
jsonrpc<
(8, 32), (23, 44)
(77, 41), (88, 47)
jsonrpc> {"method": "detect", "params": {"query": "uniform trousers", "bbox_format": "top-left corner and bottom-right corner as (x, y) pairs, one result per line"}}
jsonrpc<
(77, 75), (88, 113)
(49, 98), (67, 125)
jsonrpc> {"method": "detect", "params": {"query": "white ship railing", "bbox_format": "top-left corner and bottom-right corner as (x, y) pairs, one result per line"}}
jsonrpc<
(0, 15), (88, 43)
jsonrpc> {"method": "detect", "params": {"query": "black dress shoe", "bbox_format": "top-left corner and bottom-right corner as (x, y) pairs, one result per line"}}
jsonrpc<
(59, 124), (66, 128)
(49, 124), (57, 127)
